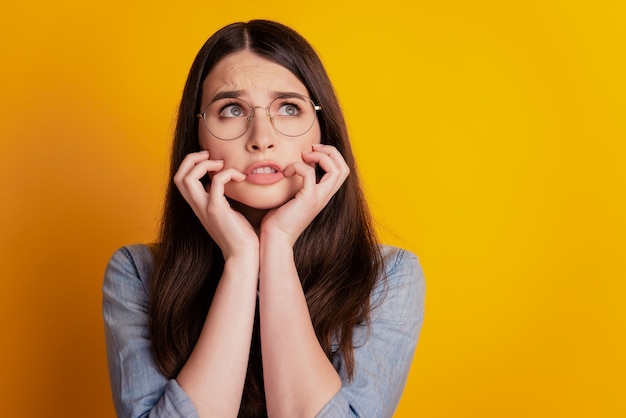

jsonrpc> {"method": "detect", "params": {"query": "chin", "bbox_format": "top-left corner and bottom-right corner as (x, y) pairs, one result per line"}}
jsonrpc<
(244, 200), (290, 211)
(225, 189), (295, 212)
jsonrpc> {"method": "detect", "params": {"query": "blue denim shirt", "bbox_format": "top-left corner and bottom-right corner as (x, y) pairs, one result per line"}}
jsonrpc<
(103, 244), (425, 417)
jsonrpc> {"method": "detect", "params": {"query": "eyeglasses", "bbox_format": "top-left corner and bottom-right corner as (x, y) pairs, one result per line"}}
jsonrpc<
(197, 93), (321, 141)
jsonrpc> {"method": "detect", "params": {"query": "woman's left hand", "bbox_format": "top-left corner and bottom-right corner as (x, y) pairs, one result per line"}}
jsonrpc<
(260, 144), (350, 246)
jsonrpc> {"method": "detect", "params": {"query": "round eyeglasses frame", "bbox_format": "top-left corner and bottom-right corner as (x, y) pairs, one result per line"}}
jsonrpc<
(196, 94), (322, 141)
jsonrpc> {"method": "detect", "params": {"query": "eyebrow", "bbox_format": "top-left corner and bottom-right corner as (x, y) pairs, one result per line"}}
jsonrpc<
(211, 90), (245, 102)
(210, 90), (307, 103)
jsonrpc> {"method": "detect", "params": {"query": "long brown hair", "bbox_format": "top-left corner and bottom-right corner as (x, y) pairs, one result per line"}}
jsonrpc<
(149, 20), (383, 417)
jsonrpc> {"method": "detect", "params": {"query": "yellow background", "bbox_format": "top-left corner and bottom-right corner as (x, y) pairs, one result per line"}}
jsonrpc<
(1, 1), (624, 417)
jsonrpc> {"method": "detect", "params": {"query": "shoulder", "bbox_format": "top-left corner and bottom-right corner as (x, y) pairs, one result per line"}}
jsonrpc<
(103, 244), (156, 294)
(379, 245), (424, 290)
(371, 245), (425, 320)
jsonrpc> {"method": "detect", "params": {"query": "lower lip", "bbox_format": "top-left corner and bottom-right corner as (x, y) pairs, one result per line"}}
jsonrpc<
(246, 172), (285, 185)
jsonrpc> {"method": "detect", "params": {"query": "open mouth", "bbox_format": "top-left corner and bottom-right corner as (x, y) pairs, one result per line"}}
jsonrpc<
(246, 164), (284, 185)
(251, 167), (278, 174)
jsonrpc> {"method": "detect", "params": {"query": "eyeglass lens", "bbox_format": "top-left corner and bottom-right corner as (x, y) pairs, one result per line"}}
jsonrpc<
(201, 95), (318, 140)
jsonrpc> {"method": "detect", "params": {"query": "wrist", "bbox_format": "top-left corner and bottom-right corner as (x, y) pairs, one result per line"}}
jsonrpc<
(259, 227), (295, 250)
(224, 251), (259, 280)
(224, 243), (259, 266)
(220, 236), (259, 258)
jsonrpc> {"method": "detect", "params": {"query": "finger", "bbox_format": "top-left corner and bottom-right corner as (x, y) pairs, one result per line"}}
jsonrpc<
(176, 159), (224, 207)
(305, 145), (350, 176)
(288, 161), (343, 208)
(207, 168), (246, 204)
(177, 159), (224, 191)
(301, 150), (349, 188)
(174, 152), (221, 193)
(284, 162), (317, 191)
(311, 143), (344, 160)
(174, 151), (211, 181)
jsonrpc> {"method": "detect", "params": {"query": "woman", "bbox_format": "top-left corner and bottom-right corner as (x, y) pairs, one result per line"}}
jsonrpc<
(103, 20), (424, 418)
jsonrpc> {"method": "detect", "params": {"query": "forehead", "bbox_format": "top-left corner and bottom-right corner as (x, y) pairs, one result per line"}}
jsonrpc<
(202, 50), (304, 97)
(202, 50), (308, 101)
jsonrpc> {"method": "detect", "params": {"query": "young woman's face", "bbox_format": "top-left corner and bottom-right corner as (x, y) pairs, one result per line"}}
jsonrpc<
(198, 50), (321, 211)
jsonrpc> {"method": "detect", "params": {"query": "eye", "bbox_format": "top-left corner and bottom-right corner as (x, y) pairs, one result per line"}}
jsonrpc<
(276, 102), (302, 117)
(219, 103), (246, 118)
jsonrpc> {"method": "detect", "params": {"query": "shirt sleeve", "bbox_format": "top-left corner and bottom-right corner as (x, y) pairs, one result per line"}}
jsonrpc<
(102, 245), (199, 418)
(315, 247), (426, 418)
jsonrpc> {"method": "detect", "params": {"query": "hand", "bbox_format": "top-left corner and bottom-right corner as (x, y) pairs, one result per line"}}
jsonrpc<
(260, 144), (350, 246)
(174, 151), (259, 260)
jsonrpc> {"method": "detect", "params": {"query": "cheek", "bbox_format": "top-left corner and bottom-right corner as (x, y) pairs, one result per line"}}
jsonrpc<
(298, 127), (322, 155)
(308, 123), (322, 146)
(200, 136), (228, 161)
(198, 125), (210, 149)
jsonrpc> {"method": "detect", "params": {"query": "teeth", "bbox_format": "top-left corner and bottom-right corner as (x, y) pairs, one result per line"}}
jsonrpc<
(252, 167), (277, 174)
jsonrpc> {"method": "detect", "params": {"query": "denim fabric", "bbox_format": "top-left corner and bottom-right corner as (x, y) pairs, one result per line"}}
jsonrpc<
(103, 244), (425, 418)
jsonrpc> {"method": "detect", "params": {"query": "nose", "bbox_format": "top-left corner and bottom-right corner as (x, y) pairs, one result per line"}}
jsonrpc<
(246, 106), (275, 152)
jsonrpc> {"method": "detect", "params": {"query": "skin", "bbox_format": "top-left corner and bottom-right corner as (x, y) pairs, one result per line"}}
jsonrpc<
(173, 50), (349, 417)
(198, 50), (322, 219)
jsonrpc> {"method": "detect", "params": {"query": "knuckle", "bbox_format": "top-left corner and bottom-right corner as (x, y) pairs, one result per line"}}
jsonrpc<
(173, 175), (186, 189)
(211, 171), (226, 183)
(205, 205), (219, 219)
(182, 175), (195, 187)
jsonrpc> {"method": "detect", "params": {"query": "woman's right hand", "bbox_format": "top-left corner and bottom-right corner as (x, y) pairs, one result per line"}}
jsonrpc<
(174, 150), (259, 260)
